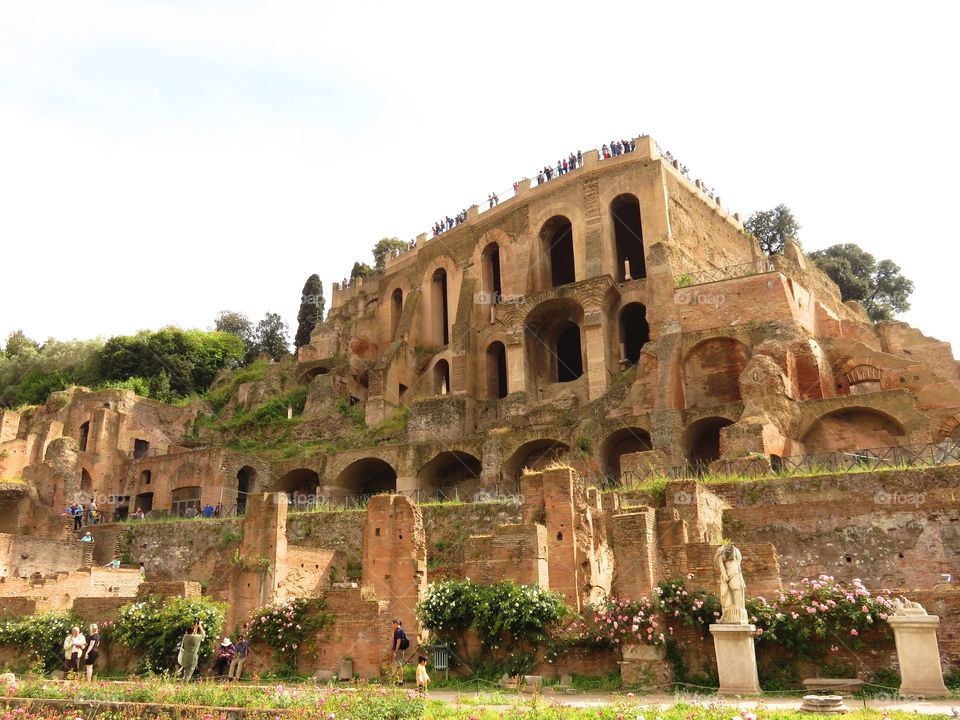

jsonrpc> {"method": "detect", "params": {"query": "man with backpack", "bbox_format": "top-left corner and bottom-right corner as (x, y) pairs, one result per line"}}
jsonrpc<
(390, 619), (409, 686)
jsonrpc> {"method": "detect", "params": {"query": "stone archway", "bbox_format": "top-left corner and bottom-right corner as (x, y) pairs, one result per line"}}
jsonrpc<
(335, 458), (398, 495)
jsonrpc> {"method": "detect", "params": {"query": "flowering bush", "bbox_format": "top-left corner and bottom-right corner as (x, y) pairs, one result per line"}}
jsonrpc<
(418, 580), (568, 645)
(748, 575), (893, 656)
(244, 597), (332, 669)
(548, 575), (892, 679)
(112, 595), (226, 672)
(0, 611), (80, 671)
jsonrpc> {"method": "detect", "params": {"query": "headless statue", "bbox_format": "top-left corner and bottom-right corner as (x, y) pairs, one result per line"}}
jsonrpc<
(716, 544), (748, 624)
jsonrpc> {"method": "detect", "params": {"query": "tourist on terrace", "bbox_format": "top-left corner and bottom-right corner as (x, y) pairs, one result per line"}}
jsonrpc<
(71, 503), (83, 530)
(105, 557), (120, 569)
(80, 532), (93, 543)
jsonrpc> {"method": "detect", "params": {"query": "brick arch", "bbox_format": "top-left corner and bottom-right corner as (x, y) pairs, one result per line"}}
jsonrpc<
(527, 200), (587, 293)
(417, 450), (482, 495)
(682, 337), (751, 409)
(799, 406), (907, 454)
(599, 426), (652, 479)
(938, 414), (960, 441)
(334, 457), (398, 495)
(502, 438), (571, 484)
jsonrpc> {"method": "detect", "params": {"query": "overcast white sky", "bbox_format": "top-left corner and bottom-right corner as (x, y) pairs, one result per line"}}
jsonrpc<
(1, 1), (958, 353)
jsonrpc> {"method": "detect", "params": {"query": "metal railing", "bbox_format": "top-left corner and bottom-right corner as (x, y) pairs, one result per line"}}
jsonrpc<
(675, 259), (776, 288)
(582, 439), (960, 491)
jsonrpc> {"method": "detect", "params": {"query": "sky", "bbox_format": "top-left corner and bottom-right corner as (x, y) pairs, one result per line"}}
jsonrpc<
(1, 0), (958, 352)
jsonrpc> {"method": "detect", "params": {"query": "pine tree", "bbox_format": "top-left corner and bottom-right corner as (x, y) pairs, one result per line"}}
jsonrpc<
(295, 275), (325, 349)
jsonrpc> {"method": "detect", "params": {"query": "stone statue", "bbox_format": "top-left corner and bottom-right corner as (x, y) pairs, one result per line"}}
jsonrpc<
(715, 544), (748, 624)
(891, 595), (927, 616)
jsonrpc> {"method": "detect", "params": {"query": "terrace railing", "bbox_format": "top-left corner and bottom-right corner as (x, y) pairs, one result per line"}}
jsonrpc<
(675, 259), (776, 288)
(583, 439), (960, 491)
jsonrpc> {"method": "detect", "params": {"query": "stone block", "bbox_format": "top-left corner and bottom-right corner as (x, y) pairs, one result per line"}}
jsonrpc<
(710, 623), (760, 695)
(888, 615), (949, 696)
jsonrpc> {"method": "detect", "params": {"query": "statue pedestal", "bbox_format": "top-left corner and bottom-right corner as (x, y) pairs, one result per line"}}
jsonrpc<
(888, 615), (949, 697)
(710, 623), (760, 695)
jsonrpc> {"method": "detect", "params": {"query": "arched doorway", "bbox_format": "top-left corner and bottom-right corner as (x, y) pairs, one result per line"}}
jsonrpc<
(418, 451), (482, 499)
(336, 458), (397, 495)
(540, 216), (575, 288)
(433, 359), (450, 395)
(600, 427), (653, 482)
(275, 468), (320, 507)
(391, 288), (403, 338)
(482, 243), (503, 303)
(134, 492), (153, 513)
(619, 303), (650, 365)
(237, 466), (256, 513)
(682, 417), (734, 471)
(431, 268), (450, 345)
(611, 194), (645, 280)
(171, 486), (202, 516)
(502, 439), (571, 485)
(486, 341), (508, 399)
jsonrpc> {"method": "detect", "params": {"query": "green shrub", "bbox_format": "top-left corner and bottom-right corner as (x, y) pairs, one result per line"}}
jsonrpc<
(112, 595), (226, 672)
(0, 611), (81, 671)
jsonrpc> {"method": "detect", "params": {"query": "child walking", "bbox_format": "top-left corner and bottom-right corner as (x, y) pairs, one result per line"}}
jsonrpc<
(415, 656), (430, 693)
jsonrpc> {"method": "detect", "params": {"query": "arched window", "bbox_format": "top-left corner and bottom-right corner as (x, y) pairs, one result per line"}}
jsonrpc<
(540, 216), (575, 288)
(486, 341), (508, 399)
(620, 303), (650, 365)
(81, 468), (93, 493)
(79, 422), (90, 452)
(431, 268), (449, 345)
(237, 466), (256, 513)
(482, 243), (503, 304)
(526, 299), (585, 388)
(611, 194), (645, 280)
(391, 288), (403, 338)
(433, 359), (450, 395)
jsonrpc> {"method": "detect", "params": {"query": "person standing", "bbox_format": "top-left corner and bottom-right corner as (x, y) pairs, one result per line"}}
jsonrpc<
(228, 634), (250, 681)
(84, 624), (100, 681)
(179, 621), (205, 681)
(72, 503), (83, 531)
(415, 655), (430, 693)
(138, 562), (146, 579)
(63, 626), (86, 674)
(390, 619), (409, 686)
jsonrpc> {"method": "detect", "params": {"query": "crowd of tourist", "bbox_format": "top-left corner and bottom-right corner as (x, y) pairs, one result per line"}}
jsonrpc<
(601, 139), (635, 158)
(432, 209), (470, 237)
(63, 499), (102, 528)
(536, 150), (582, 185)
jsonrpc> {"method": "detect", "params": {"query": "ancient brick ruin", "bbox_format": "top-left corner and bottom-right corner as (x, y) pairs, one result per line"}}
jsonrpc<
(2, 135), (960, 679)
